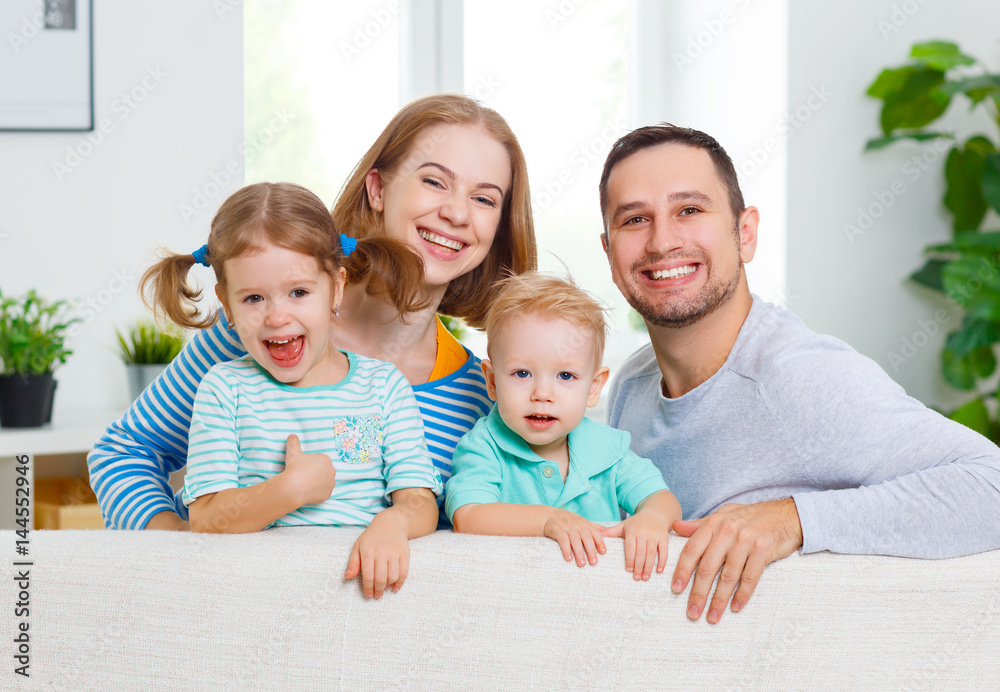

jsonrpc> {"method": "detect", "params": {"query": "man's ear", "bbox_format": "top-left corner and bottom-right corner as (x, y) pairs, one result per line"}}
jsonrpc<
(481, 359), (498, 402)
(587, 365), (611, 408)
(365, 169), (385, 211)
(737, 206), (759, 264)
(600, 231), (609, 256)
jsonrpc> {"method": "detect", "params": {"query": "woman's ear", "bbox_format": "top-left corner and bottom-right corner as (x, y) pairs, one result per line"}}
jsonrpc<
(365, 169), (385, 212)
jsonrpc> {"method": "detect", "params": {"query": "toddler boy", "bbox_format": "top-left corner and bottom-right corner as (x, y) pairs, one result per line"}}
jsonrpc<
(446, 272), (681, 579)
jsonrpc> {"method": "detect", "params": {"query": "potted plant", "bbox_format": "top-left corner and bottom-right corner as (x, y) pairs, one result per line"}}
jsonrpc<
(116, 320), (185, 401)
(0, 289), (79, 427)
(863, 40), (1000, 441)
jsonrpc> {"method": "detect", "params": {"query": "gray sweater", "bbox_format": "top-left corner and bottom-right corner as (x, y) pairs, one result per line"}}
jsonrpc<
(607, 296), (1000, 557)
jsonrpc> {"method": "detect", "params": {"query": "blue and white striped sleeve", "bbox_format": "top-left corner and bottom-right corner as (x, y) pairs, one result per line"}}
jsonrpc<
(182, 366), (242, 505)
(380, 366), (443, 500)
(86, 314), (245, 529)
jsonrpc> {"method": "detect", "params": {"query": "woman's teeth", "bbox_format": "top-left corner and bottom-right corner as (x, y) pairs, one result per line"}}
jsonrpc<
(419, 230), (464, 251)
(649, 265), (696, 280)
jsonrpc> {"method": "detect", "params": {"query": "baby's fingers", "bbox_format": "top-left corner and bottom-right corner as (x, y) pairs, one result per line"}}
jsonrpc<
(624, 534), (637, 573)
(633, 536), (648, 580)
(553, 532), (574, 562)
(570, 532), (588, 567)
(656, 537), (669, 574)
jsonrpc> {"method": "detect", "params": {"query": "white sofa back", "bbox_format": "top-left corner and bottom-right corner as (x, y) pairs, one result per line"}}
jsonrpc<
(2, 528), (997, 690)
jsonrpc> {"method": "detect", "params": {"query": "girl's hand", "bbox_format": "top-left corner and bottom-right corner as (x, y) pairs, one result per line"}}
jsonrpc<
(543, 509), (608, 567)
(344, 509), (409, 599)
(281, 434), (336, 505)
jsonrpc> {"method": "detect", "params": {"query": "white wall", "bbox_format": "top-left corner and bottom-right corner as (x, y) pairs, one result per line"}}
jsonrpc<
(0, 2), (244, 416)
(787, 0), (999, 409)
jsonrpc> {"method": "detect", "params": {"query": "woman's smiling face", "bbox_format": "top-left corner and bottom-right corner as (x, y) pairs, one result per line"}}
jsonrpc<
(366, 124), (511, 290)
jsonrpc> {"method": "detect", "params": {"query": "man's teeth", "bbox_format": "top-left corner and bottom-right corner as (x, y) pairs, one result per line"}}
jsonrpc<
(650, 265), (697, 280)
(419, 230), (463, 251)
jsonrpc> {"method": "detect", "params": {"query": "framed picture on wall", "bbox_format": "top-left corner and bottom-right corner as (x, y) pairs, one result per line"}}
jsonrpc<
(0, 0), (93, 131)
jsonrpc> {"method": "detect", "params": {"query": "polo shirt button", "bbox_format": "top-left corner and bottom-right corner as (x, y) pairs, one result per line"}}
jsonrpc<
(542, 467), (554, 478)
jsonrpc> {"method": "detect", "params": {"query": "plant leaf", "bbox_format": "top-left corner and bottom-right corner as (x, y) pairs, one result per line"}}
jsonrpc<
(926, 230), (1000, 254)
(880, 67), (950, 135)
(910, 258), (948, 291)
(910, 41), (976, 71)
(944, 141), (990, 232)
(948, 397), (992, 437)
(982, 153), (1000, 215)
(864, 131), (953, 151)
(944, 317), (1000, 356)
(867, 66), (916, 99)
(942, 256), (1000, 318)
(942, 345), (977, 389)
(939, 75), (1000, 104)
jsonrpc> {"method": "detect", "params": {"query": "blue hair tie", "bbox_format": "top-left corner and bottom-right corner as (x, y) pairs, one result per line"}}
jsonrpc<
(191, 244), (210, 267)
(339, 234), (357, 257)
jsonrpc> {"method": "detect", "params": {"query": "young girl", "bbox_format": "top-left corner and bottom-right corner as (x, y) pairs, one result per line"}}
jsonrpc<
(140, 182), (442, 596)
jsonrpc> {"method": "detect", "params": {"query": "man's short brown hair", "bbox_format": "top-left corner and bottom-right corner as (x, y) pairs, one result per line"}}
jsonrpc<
(599, 124), (745, 232)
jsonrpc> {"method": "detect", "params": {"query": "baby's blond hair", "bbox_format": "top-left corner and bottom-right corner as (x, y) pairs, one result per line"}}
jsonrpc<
(484, 272), (607, 361)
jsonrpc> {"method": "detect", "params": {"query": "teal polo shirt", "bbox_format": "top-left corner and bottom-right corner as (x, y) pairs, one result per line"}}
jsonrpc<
(445, 407), (669, 523)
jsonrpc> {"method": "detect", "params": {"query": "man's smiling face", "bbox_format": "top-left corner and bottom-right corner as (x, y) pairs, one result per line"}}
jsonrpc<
(602, 142), (756, 329)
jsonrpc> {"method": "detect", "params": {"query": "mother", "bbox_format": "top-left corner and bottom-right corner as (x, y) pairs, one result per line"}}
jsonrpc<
(87, 96), (535, 535)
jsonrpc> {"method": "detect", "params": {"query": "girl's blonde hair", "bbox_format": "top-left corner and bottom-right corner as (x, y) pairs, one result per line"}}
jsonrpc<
(332, 93), (537, 329)
(141, 182), (426, 329)
(484, 272), (607, 362)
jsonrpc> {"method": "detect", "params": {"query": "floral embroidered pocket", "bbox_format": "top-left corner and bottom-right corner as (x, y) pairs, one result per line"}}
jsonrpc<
(331, 415), (384, 464)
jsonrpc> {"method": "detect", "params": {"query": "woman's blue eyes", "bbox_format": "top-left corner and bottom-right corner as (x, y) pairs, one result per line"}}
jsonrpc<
(421, 178), (498, 208)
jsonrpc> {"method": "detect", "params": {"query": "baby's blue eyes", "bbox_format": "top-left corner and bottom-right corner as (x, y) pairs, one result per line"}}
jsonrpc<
(511, 370), (576, 380)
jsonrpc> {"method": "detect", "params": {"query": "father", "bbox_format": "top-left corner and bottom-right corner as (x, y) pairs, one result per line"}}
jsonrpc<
(599, 125), (1000, 624)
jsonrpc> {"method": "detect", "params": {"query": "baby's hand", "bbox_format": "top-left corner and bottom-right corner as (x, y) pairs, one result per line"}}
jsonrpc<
(543, 509), (608, 567)
(602, 512), (671, 581)
(282, 434), (336, 505)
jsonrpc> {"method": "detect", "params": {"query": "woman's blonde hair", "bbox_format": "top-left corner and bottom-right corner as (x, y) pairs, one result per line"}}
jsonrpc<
(333, 94), (537, 329)
(141, 182), (426, 329)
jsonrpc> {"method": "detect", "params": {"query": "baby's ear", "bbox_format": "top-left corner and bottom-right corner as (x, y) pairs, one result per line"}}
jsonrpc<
(587, 366), (611, 408)
(481, 359), (498, 401)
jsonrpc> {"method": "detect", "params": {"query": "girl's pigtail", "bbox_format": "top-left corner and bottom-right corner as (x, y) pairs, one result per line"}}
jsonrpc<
(139, 251), (219, 329)
(343, 237), (428, 317)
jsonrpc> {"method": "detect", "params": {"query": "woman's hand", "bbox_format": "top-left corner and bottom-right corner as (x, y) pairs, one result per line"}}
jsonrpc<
(280, 434), (336, 506)
(543, 508), (608, 567)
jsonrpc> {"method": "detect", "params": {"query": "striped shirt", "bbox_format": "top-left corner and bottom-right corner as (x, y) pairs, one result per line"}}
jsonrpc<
(184, 354), (440, 527)
(87, 315), (493, 529)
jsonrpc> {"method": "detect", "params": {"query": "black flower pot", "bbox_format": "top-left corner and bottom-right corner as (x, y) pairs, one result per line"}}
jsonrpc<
(0, 374), (57, 428)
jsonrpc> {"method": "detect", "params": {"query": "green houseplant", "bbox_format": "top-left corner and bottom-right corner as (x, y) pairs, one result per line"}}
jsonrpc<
(864, 40), (1000, 441)
(0, 289), (79, 427)
(116, 320), (184, 402)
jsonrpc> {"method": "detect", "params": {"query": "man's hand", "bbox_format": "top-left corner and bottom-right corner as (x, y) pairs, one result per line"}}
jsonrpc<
(671, 498), (802, 623)
(543, 508), (608, 567)
(281, 434), (336, 506)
